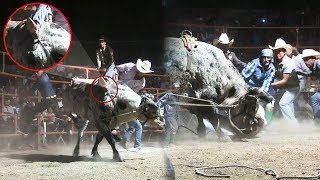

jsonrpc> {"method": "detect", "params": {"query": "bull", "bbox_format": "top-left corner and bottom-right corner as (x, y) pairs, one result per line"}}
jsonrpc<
(62, 77), (163, 161)
(5, 21), (70, 69)
(162, 37), (272, 140)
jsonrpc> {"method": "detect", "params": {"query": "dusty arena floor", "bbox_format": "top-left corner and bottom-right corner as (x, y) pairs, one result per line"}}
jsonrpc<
(1, 119), (320, 180)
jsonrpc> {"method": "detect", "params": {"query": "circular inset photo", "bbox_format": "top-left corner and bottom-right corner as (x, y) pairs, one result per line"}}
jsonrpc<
(3, 2), (72, 71)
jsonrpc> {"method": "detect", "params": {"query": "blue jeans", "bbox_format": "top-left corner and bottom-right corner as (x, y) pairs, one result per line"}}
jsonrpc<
(311, 92), (320, 120)
(164, 114), (178, 144)
(32, 5), (52, 24)
(104, 63), (117, 79)
(279, 88), (299, 125)
(124, 119), (142, 148)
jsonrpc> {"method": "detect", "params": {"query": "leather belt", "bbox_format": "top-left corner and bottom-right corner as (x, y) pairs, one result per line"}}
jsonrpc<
(45, 95), (56, 99)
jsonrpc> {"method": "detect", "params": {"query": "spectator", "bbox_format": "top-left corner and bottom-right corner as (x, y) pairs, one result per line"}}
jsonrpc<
(95, 36), (116, 79)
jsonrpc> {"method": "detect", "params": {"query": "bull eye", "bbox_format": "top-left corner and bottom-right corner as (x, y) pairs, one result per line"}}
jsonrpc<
(183, 93), (188, 97)
(117, 101), (127, 110)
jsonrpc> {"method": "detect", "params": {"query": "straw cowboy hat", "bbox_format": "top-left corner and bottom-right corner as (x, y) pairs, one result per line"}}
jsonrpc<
(268, 38), (293, 55)
(301, 49), (320, 59)
(213, 33), (234, 46)
(136, 59), (154, 73)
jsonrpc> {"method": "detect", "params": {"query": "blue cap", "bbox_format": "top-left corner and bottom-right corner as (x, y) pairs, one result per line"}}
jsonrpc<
(260, 49), (273, 58)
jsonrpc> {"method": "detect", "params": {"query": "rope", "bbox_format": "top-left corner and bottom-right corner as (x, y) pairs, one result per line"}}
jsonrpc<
(193, 164), (320, 179)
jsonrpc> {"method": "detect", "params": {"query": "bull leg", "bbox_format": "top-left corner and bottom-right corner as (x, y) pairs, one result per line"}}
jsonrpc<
(96, 123), (123, 162)
(209, 116), (226, 140)
(91, 132), (103, 159)
(73, 120), (89, 156)
(196, 116), (206, 138)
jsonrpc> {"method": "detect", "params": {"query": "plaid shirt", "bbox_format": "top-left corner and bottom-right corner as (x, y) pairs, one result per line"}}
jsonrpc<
(241, 58), (275, 92)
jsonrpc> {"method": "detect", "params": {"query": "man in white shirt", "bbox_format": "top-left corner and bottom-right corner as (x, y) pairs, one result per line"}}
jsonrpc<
(116, 59), (153, 150)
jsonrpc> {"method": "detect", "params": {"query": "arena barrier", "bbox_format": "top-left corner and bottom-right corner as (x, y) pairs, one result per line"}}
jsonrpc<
(0, 57), (170, 149)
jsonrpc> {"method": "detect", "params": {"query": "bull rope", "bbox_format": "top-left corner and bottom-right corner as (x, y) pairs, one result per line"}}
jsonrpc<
(156, 93), (258, 135)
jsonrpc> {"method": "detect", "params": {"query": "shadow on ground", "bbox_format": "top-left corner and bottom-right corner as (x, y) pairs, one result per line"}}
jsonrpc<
(5, 154), (114, 163)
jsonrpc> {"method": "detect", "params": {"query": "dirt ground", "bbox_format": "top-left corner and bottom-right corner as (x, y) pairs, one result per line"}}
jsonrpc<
(1, 119), (320, 180)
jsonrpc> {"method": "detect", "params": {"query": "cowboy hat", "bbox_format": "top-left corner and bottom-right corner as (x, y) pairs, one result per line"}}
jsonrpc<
(268, 38), (293, 55)
(136, 59), (154, 73)
(218, 33), (234, 44)
(301, 49), (320, 59)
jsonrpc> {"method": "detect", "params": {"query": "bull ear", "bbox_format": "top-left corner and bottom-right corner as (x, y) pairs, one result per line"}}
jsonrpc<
(97, 77), (108, 87)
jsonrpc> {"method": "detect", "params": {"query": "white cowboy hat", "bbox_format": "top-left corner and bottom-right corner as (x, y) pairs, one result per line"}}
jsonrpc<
(301, 49), (320, 59)
(217, 33), (234, 45)
(136, 58), (154, 73)
(268, 38), (293, 55)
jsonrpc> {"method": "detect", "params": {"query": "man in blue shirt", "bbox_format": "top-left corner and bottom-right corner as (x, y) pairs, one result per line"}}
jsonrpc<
(241, 49), (275, 125)
(241, 49), (275, 93)
(157, 82), (180, 147)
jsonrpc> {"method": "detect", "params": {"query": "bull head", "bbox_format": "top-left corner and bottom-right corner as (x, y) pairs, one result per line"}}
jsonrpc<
(138, 96), (163, 129)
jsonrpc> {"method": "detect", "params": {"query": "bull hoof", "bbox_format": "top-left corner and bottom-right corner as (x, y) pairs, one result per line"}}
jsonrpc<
(113, 154), (124, 162)
(230, 136), (248, 142)
(112, 135), (122, 142)
(217, 136), (232, 142)
(73, 150), (79, 156)
(92, 151), (102, 160)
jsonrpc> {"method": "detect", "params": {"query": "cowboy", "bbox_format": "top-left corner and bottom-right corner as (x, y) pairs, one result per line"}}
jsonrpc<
(213, 33), (247, 72)
(241, 48), (275, 93)
(96, 36), (116, 79)
(116, 58), (153, 93)
(241, 49), (275, 125)
(116, 59), (153, 150)
(269, 38), (300, 126)
(301, 49), (320, 124)
(291, 48), (314, 121)
(157, 82), (180, 147)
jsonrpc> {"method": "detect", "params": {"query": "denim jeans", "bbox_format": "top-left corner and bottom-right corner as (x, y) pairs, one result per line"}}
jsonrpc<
(32, 5), (52, 24)
(124, 119), (142, 148)
(164, 114), (178, 144)
(311, 92), (320, 120)
(104, 63), (117, 79)
(279, 88), (299, 125)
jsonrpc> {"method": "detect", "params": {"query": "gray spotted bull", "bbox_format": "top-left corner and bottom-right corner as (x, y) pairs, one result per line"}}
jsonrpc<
(163, 37), (272, 139)
(62, 77), (163, 161)
(5, 21), (70, 68)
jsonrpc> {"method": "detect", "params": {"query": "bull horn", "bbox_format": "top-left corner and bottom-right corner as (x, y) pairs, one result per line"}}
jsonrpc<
(97, 77), (108, 87)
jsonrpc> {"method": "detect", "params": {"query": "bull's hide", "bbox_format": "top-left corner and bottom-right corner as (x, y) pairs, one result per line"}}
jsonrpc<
(162, 37), (261, 138)
(62, 78), (142, 127)
(163, 37), (248, 105)
(6, 22), (70, 68)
